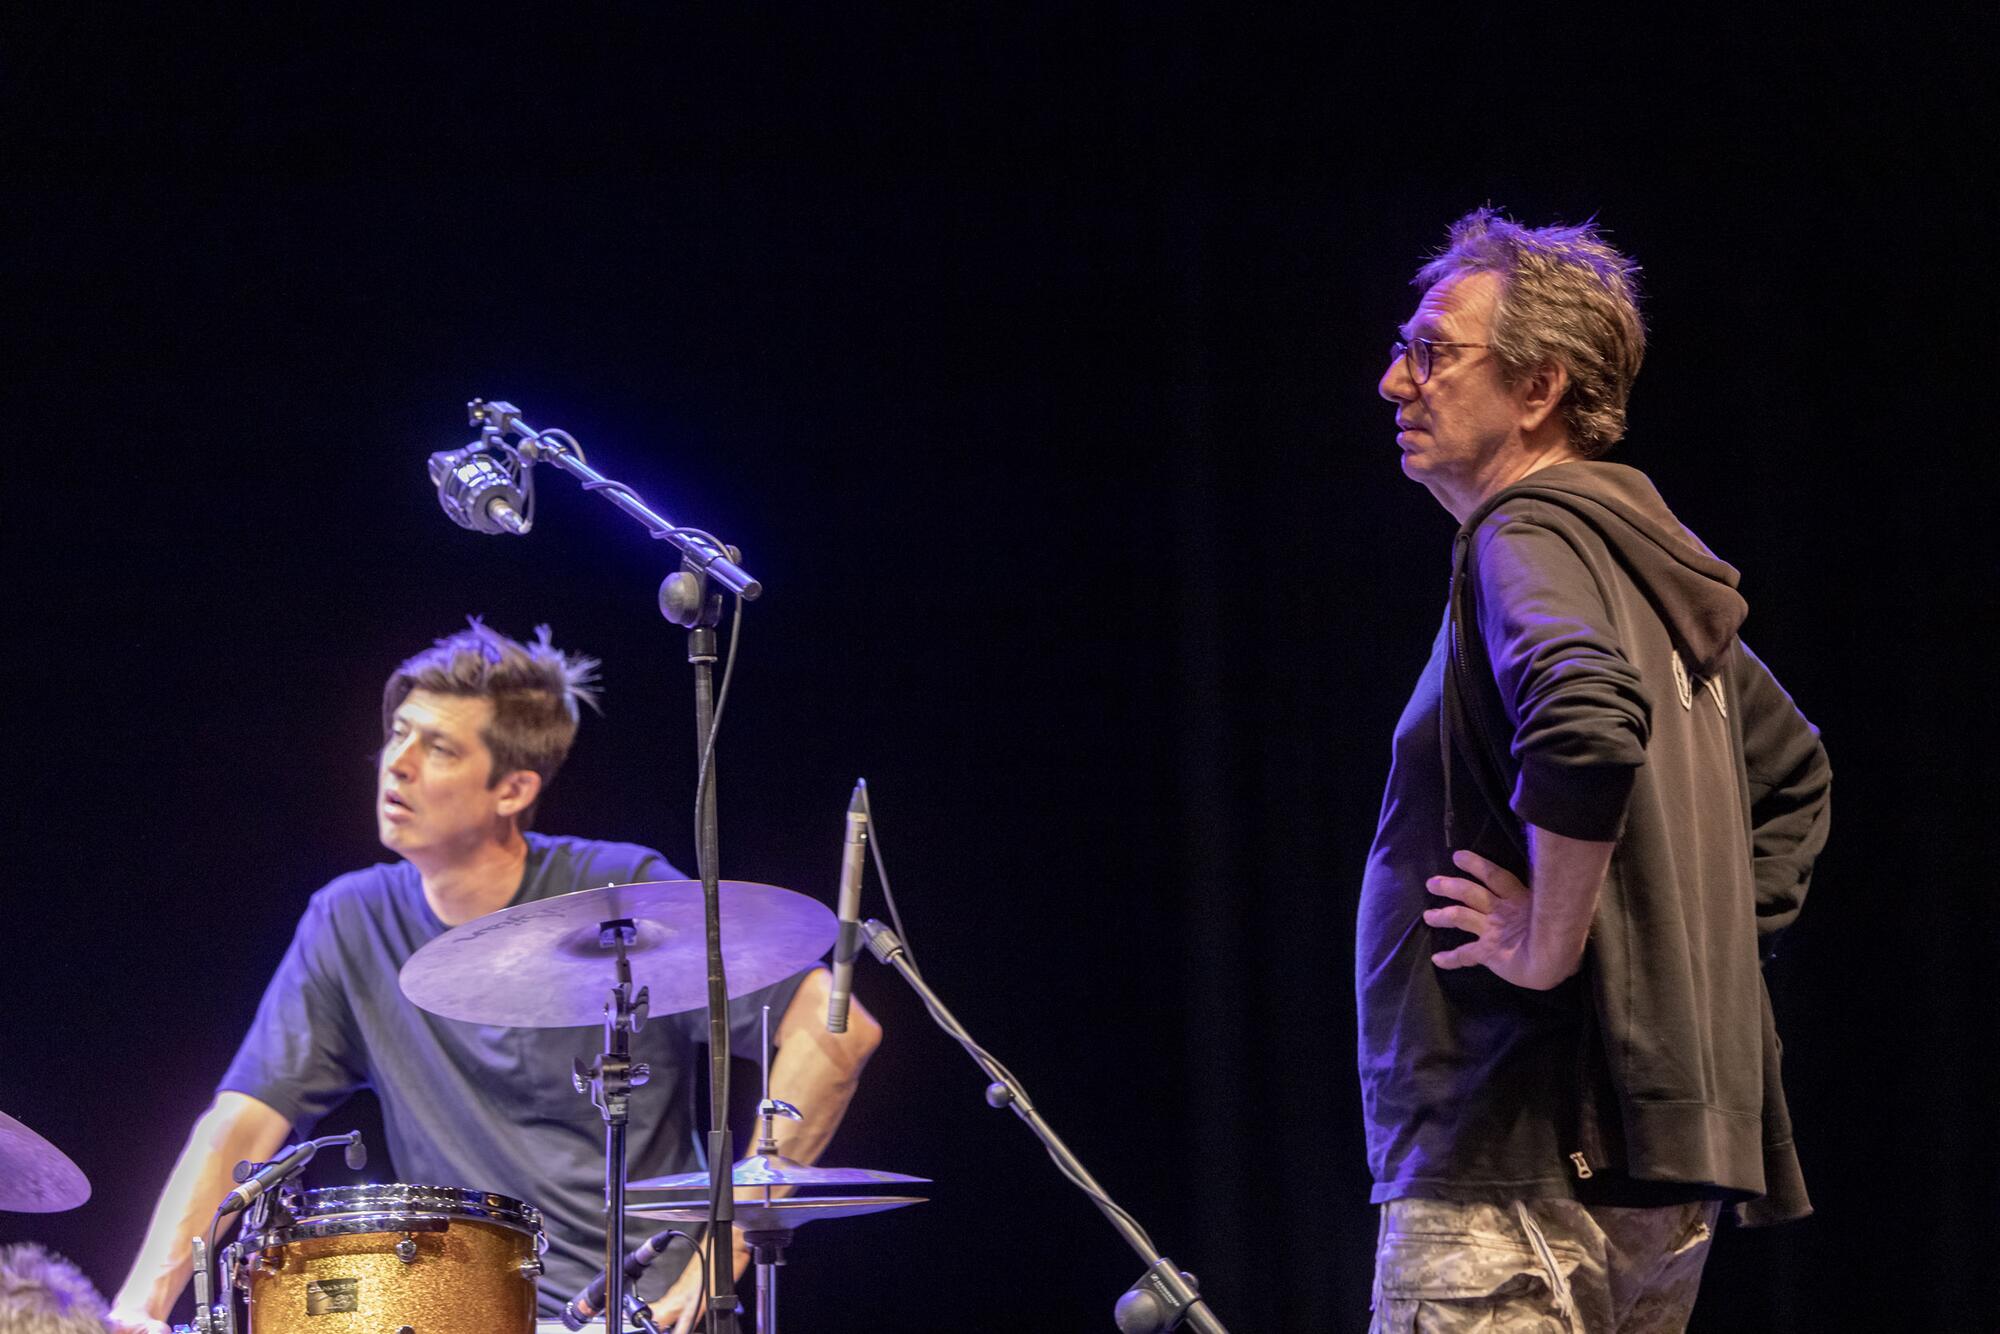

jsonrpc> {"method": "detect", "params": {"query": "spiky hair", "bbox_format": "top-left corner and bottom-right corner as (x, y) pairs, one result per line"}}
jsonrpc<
(382, 618), (601, 826)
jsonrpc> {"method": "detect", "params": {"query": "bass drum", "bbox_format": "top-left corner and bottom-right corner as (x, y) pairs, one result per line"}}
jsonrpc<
(239, 1184), (545, 1334)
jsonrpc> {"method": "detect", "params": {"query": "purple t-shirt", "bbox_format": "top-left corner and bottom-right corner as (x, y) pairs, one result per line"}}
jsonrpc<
(221, 832), (809, 1315)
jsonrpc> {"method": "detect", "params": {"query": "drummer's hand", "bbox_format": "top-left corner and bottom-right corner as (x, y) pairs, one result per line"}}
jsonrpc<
(106, 1307), (173, 1334)
(647, 1234), (751, 1333)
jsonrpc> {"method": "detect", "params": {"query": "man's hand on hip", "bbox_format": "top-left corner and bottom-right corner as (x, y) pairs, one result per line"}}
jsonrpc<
(1425, 829), (1613, 991)
(1425, 849), (1550, 987)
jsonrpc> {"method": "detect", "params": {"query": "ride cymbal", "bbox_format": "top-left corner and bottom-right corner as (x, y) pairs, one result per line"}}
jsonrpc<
(399, 880), (835, 1027)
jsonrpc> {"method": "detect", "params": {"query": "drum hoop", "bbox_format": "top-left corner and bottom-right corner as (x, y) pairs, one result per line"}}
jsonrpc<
(249, 1183), (544, 1249)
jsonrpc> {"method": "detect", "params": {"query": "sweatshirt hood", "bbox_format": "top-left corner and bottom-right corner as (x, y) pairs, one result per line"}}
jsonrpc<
(1466, 460), (1747, 672)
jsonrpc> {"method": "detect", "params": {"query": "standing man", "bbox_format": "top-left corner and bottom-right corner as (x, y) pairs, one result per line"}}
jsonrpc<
(110, 621), (881, 1331)
(1357, 211), (1830, 1331)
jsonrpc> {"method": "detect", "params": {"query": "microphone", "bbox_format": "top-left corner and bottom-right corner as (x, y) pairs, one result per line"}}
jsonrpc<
(826, 779), (869, 1033)
(560, 1228), (685, 1331)
(428, 445), (530, 535)
(220, 1132), (363, 1215)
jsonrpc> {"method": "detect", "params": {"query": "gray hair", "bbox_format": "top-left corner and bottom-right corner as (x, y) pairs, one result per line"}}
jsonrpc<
(0, 1245), (109, 1334)
(1415, 208), (1646, 457)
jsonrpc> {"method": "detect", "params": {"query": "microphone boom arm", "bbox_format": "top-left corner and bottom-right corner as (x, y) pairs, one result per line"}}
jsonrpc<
(466, 399), (761, 600)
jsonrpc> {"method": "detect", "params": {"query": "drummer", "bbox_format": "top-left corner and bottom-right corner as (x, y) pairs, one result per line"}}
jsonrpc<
(108, 621), (882, 1332)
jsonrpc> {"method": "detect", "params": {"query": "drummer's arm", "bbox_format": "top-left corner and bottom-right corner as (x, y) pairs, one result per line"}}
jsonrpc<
(110, 1092), (291, 1334)
(766, 965), (884, 1163)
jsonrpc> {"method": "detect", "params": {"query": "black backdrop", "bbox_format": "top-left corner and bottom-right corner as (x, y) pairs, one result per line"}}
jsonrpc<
(4, 10), (1991, 1332)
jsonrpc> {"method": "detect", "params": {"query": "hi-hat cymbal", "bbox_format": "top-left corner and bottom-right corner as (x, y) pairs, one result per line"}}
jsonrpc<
(399, 880), (836, 1028)
(628, 1195), (925, 1233)
(632, 1154), (929, 1192)
(0, 1110), (91, 1213)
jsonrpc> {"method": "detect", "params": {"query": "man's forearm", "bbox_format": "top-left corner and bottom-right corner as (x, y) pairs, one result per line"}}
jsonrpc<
(767, 968), (883, 1165)
(115, 1093), (290, 1321)
(1525, 823), (1616, 988)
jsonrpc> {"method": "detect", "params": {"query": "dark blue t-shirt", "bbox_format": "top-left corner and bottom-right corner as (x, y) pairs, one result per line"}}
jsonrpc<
(1355, 615), (1583, 1205)
(220, 833), (809, 1315)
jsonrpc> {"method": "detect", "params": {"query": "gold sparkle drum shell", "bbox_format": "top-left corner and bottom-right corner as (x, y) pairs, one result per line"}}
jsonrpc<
(240, 1184), (545, 1334)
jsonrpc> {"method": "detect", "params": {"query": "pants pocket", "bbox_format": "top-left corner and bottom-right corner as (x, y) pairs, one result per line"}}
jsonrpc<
(1370, 1234), (1575, 1332)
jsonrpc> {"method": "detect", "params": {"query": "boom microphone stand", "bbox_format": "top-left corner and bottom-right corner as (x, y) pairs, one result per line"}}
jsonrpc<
(856, 919), (1230, 1333)
(458, 400), (757, 1333)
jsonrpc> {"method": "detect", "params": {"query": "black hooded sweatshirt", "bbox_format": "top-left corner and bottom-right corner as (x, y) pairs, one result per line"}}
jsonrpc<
(1356, 461), (1830, 1225)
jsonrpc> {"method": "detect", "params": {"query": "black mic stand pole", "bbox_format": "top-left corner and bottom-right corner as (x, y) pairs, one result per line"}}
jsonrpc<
(661, 557), (746, 1334)
(464, 401), (757, 1333)
(858, 920), (1230, 1334)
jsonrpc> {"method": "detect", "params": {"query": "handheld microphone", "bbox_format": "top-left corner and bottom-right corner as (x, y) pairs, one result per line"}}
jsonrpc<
(428, 445), (530, 535)
(826, 779), (869, 1033)
(560, 1228), (685, 1330)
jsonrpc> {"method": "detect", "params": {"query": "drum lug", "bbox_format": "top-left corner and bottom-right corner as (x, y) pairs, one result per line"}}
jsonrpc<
(395, 1236), (419, 1264)
(518, 1256), (544, 1281)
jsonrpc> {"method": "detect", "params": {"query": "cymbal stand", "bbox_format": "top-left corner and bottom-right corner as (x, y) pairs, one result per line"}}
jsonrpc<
(858, 920), (1229, 1334)
(573, 921), (651, 1329)
(747, 1004), (803, 1334)
(743, 1228), (795, 1334)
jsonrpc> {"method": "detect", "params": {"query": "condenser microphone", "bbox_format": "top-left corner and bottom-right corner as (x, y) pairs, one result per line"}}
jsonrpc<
(220, 1142), (315, 1215)
(560, 1228), (685, 1331)
(826, 780), (869, 1033)
(428, 445), (529, 535)
(219, 1132), (362, 1215)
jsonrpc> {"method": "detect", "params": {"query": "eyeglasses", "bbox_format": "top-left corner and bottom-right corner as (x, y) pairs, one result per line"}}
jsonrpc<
(1389, 337), (1490, 385)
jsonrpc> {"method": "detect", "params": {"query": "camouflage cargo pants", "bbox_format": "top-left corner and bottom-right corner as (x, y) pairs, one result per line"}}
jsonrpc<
(1368, 1196), (1722, 1333)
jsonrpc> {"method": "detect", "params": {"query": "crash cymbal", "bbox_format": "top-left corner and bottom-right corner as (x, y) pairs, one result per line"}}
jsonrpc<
(627, 1195), (924, 1232)
(632, 1154), (928, 1192)
(399, 880), (836, 1028)
(0, 1110), (91, 1213)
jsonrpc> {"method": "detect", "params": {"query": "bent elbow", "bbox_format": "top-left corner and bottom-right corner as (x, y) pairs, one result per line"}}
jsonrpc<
(843, 1003), (884, 1066)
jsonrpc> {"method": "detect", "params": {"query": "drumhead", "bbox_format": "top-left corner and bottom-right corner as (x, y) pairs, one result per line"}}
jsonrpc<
(248, 1183), (544, 1247)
